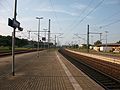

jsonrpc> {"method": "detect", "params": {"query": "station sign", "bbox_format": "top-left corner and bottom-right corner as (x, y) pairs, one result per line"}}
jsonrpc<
(8, 18), (13, 27)
(8, 18), (20, 29)
(13, 19), (20, 28)
(8, 18), (23, 31)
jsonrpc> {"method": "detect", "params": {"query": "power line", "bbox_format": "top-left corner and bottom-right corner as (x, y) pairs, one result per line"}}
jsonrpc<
(100, 19), (120, 28)
(67, 0), (94, 30)
(0, 1), (9, 11)
(21, 32), (28, 39)
(0, 0), (13, 22)
(93, 10), (120, 28)
(101, 11), (120, 23)
(5, 0), (13, 11)
(0, 0), (13, 15)
(49, 0), (63, 31)
(69, 0), (104, 31)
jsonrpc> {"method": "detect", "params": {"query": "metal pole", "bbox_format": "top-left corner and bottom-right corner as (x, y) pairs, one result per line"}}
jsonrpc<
(12, 0), (17, 76)
(48, 19), (51, 49)
(87, 24), (89, 53)
(55, 35), (56, 48)
(38, 19), (40, 57)
(57, 36), (59, 46)
(36, 17), (43, 57)
(105, 31), (108, 52)
(91, 35), (93, 45)
(100, 33), (102, 42)
(43, 29), (47, 49)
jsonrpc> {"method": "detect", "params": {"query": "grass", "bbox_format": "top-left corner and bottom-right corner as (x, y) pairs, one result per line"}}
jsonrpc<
(0, 46), (34, 53)
(0, 47), (11, 52)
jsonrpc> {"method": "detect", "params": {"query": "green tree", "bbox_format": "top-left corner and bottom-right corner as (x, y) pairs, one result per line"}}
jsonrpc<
(0, 35), (29, 48)
(94, 40), (102, 46)
(116, 41), (120, 44)
(0, 35), (12, 47)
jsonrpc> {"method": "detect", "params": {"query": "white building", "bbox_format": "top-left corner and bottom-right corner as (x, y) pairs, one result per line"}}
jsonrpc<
(94, 43), (120, 52)
(100, 47), (112, 52)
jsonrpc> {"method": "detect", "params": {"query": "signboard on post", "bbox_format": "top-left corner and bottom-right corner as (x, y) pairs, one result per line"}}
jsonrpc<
(8, 11), (23, 76)
(8, 18), (13, 27)
(13, 19), (20, 28)
(8, 18), (21, 29)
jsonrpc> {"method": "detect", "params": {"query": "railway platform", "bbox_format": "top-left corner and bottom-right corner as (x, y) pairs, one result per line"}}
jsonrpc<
(66, 49), (120, 65)
(0, 50), (104, 90)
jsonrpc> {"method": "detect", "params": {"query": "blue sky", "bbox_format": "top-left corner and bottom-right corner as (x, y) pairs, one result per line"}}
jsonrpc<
(0, 0), (120, 45)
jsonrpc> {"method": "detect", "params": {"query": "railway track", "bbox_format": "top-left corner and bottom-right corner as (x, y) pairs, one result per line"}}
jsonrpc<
(59, 49), (120, 90)
(0, 49), (42, 57)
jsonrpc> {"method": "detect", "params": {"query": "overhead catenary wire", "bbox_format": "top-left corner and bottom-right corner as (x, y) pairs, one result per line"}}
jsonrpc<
(92, 10), (120, 29)
(5, 0), (13, 11)
(99, 10), (120, 24)
(100, 19), (120, 28)
(0, 0), (13, 27)
(0, 0), (13, 16)
(0, 0), (9, 11)
(21, 32), (28, 39)
(67, 0), (94, 30)
(69, 0), (104, 32)
(49, 0), (63, 31)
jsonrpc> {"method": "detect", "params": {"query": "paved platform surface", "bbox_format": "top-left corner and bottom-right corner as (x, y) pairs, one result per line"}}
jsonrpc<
(0, 50), (104, 90)
(66, 49), (120, 64)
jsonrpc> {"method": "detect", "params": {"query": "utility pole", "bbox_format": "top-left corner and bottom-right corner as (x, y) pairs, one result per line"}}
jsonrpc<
(57, 36), (59, 46)
(48, 19), (51, 48)
(36, 17), (43, 57)
(105, 31), (108, 52)
(91, 35), (93, 45)
(87, 25), (89, 53)
(100, 33), (102, 42)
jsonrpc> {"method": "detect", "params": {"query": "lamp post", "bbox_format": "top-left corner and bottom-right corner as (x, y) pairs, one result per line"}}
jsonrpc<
(48, 19), (51, 49)
(36, 17), (43, 57)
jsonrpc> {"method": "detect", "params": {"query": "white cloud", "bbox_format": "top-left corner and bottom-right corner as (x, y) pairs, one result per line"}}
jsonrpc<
(31, 1), (79, 16)
(35, 8), (78, 16)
